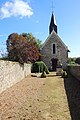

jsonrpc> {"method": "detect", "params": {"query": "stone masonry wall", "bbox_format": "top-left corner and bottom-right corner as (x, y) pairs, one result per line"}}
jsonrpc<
(40, 32), (68, 70)
(0, 60), (31, 93)
(68, 65), (80, 81)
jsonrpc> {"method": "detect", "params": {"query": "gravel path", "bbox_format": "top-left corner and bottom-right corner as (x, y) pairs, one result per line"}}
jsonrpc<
(0, 73), (71, 120)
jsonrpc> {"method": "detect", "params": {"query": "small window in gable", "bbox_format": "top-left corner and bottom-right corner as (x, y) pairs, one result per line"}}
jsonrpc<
(53, 43), (56, 54)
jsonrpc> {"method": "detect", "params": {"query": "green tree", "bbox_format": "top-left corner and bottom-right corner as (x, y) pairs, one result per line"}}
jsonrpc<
(67, 57), (76, 64)
(75, 57), (80, 64)
(22, 33), (42, 49)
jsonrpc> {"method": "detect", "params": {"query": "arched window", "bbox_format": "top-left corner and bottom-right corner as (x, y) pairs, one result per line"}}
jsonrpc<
(53, 43), (56, 54)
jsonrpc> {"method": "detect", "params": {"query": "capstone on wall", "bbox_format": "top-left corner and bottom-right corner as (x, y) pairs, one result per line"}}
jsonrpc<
(0, 60), (31, 93)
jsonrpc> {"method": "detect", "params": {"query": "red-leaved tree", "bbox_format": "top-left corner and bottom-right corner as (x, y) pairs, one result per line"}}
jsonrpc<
(6, 33), (40, 63)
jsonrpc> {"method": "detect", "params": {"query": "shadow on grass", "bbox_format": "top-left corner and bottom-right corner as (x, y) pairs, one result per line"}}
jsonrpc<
(64, 74), (80, 120)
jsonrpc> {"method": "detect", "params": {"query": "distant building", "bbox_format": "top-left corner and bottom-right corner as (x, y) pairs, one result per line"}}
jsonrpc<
(40, 12), (69, 71)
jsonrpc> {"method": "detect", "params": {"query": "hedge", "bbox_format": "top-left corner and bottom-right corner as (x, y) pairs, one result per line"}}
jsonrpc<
(32, 61), (49, 74)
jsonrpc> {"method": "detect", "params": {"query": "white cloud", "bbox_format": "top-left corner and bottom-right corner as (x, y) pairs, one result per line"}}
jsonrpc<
(0, 0), (33, 19)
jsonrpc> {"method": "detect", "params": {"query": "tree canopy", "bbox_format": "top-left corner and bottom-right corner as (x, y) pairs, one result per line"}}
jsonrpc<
(21, 33), (42, 49)
(6, 33), (41, 63)
(75, 57), (80, 64)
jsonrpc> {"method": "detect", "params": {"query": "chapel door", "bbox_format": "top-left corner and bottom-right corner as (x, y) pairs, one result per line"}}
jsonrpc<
(51, 58), (58, 71)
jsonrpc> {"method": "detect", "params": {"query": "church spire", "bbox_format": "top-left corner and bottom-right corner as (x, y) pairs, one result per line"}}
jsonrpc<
(49, 12), (57, 34)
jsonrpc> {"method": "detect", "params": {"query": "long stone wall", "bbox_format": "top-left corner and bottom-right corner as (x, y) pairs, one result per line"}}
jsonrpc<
(68, 65), (80, 80)
(0, 60), (31, 93)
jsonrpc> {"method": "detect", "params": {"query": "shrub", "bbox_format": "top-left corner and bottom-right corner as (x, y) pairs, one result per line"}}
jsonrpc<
(67, 58), (76, 65)
(75, 57), (80, 64)
(32, 61), (49, 74)
(61, 70), (68, 78)
(41, 71), (46, 78)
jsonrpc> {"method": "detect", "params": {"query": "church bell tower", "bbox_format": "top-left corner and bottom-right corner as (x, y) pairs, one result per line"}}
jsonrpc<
(49, 12), (57, 34)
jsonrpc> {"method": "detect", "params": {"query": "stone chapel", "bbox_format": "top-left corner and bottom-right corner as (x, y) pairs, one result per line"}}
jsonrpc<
(40, 12), (69, 71)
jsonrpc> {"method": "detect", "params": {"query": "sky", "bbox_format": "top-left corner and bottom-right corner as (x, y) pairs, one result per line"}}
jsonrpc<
(0, 0), (80, 57)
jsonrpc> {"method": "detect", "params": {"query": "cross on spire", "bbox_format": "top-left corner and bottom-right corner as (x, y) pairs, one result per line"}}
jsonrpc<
(51, 0), (54, 12)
